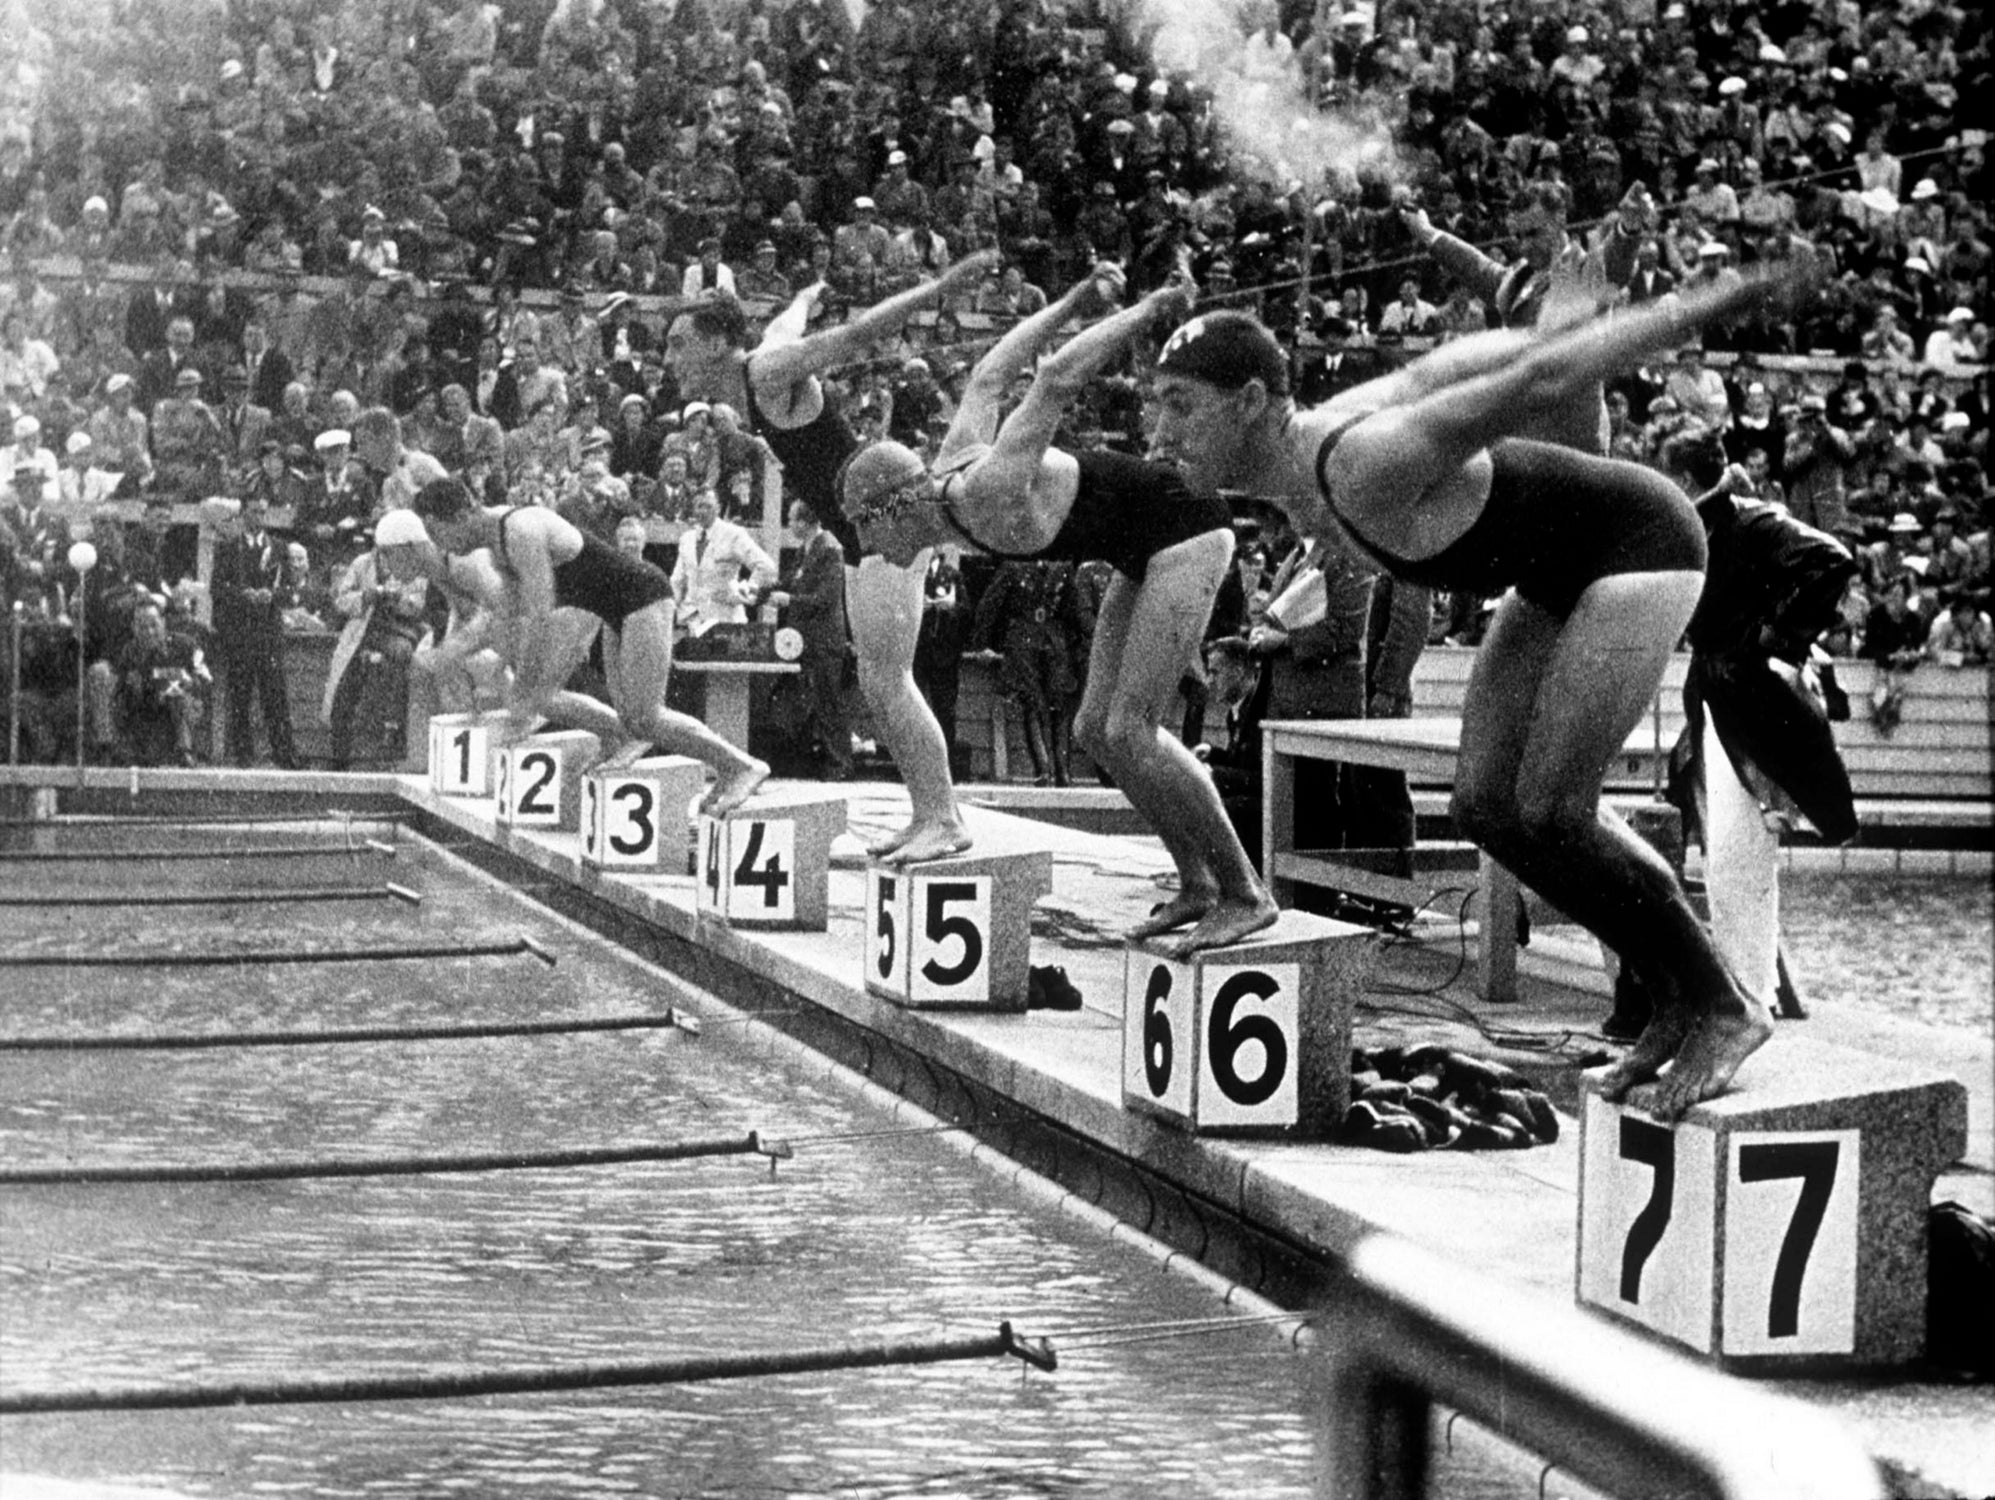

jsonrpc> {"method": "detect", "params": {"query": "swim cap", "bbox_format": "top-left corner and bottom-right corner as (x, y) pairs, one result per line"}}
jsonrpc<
(838, 440), (931, 524)
(374, 508), (430, 548)
(1156, 311), (1290, 398)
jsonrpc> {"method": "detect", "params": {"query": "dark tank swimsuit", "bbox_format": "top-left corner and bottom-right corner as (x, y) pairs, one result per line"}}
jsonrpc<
(741, 372), (866, 565)
(938, 448), (1233, 582)
(1316, 420), (1706, 617)
(495, 506), (672, 627)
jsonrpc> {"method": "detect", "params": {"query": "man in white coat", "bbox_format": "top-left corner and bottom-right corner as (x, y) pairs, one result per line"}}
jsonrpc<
(671, 488), (775, 630)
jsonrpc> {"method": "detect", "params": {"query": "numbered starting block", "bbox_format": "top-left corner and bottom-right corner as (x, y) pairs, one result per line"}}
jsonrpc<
(1578, 1037), (1967, 1371)
(581, 756), (705, 870)
(864, 849), (1052, 1011)
(427, 712), (504, 798)
(1121, 912), (1371, 1137)
(493, 730), (600, 831)
(696, 791), (846, 930)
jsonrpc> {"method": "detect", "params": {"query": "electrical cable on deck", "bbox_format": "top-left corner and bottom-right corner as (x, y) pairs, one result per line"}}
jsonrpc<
(0, 883), (415, 908)
(0, 1129), (776, 1185)
(0, 1007), (699, 1051)
(0, 1323), (1055, 1414)
(0, 936), (554, 968)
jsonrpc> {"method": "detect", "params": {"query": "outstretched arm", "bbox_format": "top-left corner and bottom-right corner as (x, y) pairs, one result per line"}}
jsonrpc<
(751, 249), (1000, 389)
(943, 262), (1121, 455)
(966, 279), (1195, 508)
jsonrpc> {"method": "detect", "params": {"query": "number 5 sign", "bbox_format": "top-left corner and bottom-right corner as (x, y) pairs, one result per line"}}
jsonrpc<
(864, 848), (1049, 1010)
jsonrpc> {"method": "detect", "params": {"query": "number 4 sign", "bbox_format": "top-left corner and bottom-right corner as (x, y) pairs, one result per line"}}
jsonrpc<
(694, 794), (846, 932)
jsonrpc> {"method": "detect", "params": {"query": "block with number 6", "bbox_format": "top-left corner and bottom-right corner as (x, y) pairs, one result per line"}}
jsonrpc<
(864, 848), (1051, 1011)
(695, 791), (846, 929)
(1121, 911), (1370, 1137)
(581, 756), (705, 870)
(1577, 1039), (1965, 1371)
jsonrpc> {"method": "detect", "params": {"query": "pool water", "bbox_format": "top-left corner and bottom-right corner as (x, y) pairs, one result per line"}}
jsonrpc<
(0, 830), (1327, 1498)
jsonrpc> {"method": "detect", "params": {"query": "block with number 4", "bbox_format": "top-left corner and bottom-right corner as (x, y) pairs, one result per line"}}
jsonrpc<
(695, 792), (846, 929)
(427, 712), (504, 798)
(1577, 1038), (1966, 1371)
(864, 849), (1051, 1010)
(494, 730), (599, 831)
(1121, 911), (1370, 1137)
(581, 756), (704, 870)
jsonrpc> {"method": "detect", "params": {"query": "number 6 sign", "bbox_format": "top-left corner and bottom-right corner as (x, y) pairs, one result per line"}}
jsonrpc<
(1120, 912), (1363, 1138)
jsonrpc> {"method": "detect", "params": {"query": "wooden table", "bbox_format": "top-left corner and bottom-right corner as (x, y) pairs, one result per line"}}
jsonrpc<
(1261, 717), (1666, 1003)
(672, 660), (798, 750)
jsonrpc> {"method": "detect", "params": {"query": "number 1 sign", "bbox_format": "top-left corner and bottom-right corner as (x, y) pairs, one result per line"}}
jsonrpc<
(427, 712), (497, 797)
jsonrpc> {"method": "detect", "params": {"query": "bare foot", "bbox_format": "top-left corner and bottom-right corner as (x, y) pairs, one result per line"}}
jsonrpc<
(1595, 1005), (1694, 1103)
(1127, 888), (1217, 943)
(865, 824), (913, 859)
(1164, 891), (1282, 958)
(702, 759), (770, 817)
(882, 821), (973, 865)
(1651, 1003), (1774, 1122)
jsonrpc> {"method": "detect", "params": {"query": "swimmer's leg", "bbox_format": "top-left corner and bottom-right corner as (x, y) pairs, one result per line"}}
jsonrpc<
(608, 603), (768, 815)
(849, 551), (970, 863)
(1082, 540), (1279, 956)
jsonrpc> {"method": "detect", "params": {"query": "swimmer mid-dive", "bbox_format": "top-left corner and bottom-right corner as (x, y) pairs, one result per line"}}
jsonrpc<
(409, 477), (769, 816)
(664, 252), (999, 863)
(838, 264), (1278, 957)
(1144, 260), (1815, 1117)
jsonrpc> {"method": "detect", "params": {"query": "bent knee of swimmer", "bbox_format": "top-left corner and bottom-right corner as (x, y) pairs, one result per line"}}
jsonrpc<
(1511, 779), (1599, 847)
(1450, 783), (1518, 849)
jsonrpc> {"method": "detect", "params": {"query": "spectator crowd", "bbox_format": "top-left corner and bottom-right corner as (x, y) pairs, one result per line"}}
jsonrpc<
(0, 0), (1986, 771)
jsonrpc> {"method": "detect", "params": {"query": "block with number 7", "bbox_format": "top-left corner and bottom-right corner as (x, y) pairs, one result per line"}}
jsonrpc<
(1121, 911), (1370, 1137)
(1577, 1040), (1965, 1371)
(695, 791), (846, 930)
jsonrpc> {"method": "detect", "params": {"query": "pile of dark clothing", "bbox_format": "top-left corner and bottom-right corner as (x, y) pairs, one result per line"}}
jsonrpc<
(1342, 1044), (1560, 1151)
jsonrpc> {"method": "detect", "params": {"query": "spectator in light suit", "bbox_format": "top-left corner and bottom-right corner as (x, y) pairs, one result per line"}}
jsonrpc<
(670, 487), (776, 630)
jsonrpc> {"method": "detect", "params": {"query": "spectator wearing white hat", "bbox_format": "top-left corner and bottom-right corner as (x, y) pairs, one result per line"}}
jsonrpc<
(349, 205), (399, 279)
(57, 430), (121, 514)
(323, 506), (433, 769)
(1551, 24), (1604, 90)
(152, 367), (228, 499)
(871, 150), (928, 229)
(86, 372), (153, 489)
(297, 427), (375, 570)
(660, 400), (720, 492)
(2, 412), (59, 495)
(833, 197), (891, 289)
(1783, 393), (1855, 535)
(1923, 306), (1983, 376)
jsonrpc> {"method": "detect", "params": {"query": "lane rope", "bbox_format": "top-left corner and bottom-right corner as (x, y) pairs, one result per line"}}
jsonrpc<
(0, 1008), (699, 1052)
(0, 935), (556, 969)
(0, 1129), (788, 1186)
(0, 883), (421, 908)
(0, 842), (398, 863)
(0, 1322), (1056, 1414)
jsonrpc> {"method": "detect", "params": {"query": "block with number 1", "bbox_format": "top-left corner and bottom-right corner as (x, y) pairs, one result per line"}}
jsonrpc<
(695, 791), (846, 930)
(1121, 911), (1371, 1137)
(427, 712), (504, 797)
(1577, 1038), (1965, 1371)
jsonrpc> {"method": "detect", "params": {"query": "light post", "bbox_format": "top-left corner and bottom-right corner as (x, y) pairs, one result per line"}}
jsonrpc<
(67, 540), (96, 780)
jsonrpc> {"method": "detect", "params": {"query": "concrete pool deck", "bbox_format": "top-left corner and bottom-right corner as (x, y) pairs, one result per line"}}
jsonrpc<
(4, 766), (1991, 1496)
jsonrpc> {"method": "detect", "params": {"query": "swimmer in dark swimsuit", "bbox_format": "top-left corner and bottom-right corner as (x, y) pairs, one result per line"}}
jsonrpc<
(839, 265), (1278, 956)
(1145, 262), (1813, 1118)
(410, 478), (769, 816)
(664, 250), (999, 864)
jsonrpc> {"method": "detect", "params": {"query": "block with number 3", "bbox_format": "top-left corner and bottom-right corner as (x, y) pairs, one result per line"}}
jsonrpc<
(1577, 1041), (1966, 1371)
(864, 848), (1050, 1011)
(1121, 911), (1369, 1137)
(695, 791), (845, 930)
(581, 756), (704, 870)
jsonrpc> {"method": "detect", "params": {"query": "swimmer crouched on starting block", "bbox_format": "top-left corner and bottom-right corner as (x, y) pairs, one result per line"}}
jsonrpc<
(1141, 260), (1818, 1118)
(408, 477), (770, 817)
(837, 264), (1279, 957)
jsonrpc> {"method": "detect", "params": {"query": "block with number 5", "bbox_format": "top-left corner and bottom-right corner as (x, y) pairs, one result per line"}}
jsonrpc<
(864, 848), (1051, 1010)
(1577, 1040), (1966, 1371)
(1121, 911), (1370, 1137)
(695, 791), (846, 930)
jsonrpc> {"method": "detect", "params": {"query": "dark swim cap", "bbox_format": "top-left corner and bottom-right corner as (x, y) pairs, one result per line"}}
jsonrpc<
(1156, 310), (1290, 398)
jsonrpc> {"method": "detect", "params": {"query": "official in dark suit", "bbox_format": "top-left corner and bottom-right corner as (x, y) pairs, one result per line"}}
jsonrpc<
(771, 500), (851, 778)
(209, 496), (299, 768)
